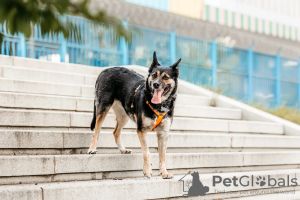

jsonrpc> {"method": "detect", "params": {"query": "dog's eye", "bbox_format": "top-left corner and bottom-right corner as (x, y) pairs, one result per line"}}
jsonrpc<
(163, 76), (169, 80)
(152, 73), (157, 79)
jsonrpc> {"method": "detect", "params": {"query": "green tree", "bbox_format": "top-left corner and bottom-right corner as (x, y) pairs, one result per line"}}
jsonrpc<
(0, 0), (133, 44)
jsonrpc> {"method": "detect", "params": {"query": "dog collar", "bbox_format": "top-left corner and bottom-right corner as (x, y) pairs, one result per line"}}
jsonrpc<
(146, 101), (167, 131)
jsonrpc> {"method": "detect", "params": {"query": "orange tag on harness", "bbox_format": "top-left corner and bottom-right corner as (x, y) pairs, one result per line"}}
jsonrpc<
(151, 115), (164, 131)
(146, 101), (167, 131)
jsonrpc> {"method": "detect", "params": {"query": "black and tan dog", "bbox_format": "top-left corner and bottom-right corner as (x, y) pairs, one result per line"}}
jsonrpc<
(88, 52), (181, 179)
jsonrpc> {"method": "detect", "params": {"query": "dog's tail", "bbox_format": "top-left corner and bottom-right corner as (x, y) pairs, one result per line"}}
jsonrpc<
(90, 102), (96, 131)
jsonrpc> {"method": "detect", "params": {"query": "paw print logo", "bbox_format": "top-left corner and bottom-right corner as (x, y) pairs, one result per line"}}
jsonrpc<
(256, 176), (266, 186)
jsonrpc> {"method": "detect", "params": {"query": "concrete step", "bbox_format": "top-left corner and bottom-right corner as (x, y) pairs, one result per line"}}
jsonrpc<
(0, 65), (98, 86)
(0, 169), (300, 199)
(2, 152), (300, 178)
(0, 55), (103, 75)
(174, 105), (241, 119)
(0, 92), (240, 119)
(0, 78), (92, 97)
(229, 191), (300, 200)
(0, 109), (283, 134)
(1, 130), (300, 155)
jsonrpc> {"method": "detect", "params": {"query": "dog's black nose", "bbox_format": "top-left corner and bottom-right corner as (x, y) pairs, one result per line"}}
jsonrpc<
(153, 83), (160, 89)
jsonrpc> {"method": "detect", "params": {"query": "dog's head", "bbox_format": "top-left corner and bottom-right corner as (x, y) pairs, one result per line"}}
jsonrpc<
(191, 171), (200, 179)
(146, 52), (181, 104)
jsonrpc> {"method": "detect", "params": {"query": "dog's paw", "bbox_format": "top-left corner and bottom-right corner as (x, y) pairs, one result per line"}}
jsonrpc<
(87, 149), (97, 154)
(143, 172), (152, 179)
(143, 164), (152, 178)
(120, 149), (132, 154)
(162, 172), (174, 179)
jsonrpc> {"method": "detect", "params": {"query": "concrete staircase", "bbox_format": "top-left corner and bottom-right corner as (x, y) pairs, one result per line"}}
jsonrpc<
(1, 56), (300, 200)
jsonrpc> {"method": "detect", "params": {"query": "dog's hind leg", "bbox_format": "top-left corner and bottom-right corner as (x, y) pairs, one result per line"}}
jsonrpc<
(88, 106), (110, 154)
(112, 100), (132, 154)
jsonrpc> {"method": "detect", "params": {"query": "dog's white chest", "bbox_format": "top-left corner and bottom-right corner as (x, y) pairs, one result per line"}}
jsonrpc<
(142, 115), (156, 130)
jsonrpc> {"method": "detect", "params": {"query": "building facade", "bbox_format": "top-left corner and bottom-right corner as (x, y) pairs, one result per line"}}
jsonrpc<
(125, 0), (300, 42)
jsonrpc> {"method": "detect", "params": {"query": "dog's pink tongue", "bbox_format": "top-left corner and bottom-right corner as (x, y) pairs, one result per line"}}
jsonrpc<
(151, 89), (162, 104)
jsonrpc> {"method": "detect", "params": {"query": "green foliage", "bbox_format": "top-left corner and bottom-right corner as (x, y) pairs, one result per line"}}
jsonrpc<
(0, 0), (133, 44)
(253, 104), (300, 125)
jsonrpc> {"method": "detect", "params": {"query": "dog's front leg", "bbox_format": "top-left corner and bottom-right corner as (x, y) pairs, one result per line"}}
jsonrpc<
(137, 130), (152, 178)
(157, 131), (173, 179)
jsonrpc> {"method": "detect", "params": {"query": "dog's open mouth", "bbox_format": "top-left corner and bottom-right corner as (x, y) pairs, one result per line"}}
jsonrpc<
(151, 89), (164, 104)
(151, 85), (171, 104)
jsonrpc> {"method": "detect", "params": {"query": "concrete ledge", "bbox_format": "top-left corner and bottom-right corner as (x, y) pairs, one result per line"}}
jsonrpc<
(1, 131), (300, 154)
(231, 134), (300, 148)
(0, 155), (54, 176)
(0, 109), (71, 127)
(174, 105), (241, 119)
(229, 121), (283, 134)
(243, 152), (300, 166)
(73, 113), (232, 131)
(176, 94), (212, 106)
(0, 169), (300, 200)
(171, 117), (229, 132)
(0, 185), (42, 200)
(0, 65), (95, 86)
(0, 131), (233, 149)
(231, 192), (300, 200)
(0, 78), (83, 97)
(2, 152), (300, 177)
(0, 92), (78, 111)
(2, 55), (104, 75)
(0, 55), (14, 66)
(0, 152), (241, 177)
(0, 64), (97, 86)
(0, 131), (64, 149)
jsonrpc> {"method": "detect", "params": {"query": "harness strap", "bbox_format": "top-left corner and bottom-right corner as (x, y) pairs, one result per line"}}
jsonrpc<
(131, 85), (141, 109)
(146, 101), (167, 131)
(131, 85), (142, 122)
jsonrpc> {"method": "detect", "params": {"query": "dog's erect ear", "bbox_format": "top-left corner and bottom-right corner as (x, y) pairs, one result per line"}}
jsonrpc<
(170, 58), (181, 77)
(149, 51), (160, 72)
